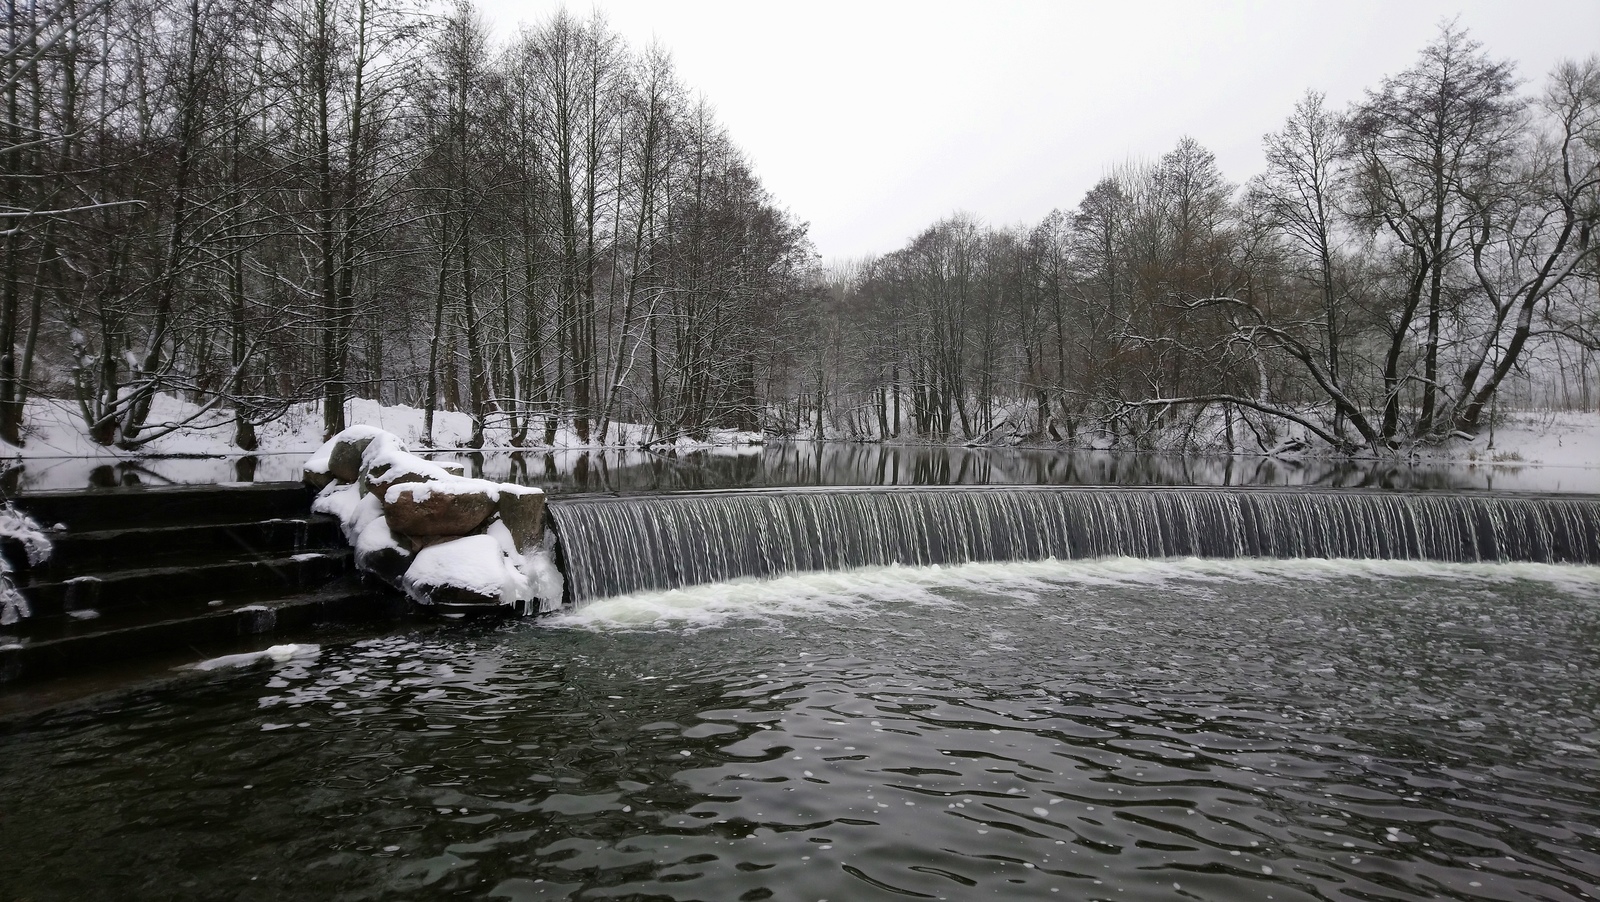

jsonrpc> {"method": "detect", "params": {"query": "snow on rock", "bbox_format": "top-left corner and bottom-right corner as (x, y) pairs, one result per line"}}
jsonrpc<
(403, 534), (519, 608)
(383, 478), (499, 536)
(383, 476), (503, 505)
(306, 426), (559, 615)
(311, 480), (362, 523)
(354, 515), (411, 584)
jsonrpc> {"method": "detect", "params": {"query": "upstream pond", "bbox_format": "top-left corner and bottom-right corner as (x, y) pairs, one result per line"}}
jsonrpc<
(7, 440), (1600, 494)
(2, 557), (1598, 901)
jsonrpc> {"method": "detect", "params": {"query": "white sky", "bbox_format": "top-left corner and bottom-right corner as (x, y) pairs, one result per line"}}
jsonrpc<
(472, 0), (1600, 263)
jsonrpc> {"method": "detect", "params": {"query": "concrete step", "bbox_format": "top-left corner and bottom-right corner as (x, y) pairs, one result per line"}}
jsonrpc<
(4, 516), (345, 582)
(0, 578), (405, 685)
(0, 480), (416, 691)
(10, 482), (313, 532)
(14, 550), (354, 622)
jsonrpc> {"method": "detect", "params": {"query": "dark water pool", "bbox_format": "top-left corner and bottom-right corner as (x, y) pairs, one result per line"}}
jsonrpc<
(2, 558), (1598, 900)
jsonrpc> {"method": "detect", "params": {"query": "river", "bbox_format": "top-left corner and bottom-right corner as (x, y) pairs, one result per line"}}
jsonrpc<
(2, 557), (1598, 900)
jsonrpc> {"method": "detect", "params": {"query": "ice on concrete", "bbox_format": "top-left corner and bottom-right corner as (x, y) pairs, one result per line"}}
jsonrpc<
(190, 643), (321, 671)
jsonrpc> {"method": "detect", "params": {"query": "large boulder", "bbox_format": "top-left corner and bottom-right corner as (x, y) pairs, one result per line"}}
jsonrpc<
(358, 434), (450, 497)
(382, 479), (497, 536)
(304, 425), (389, 486)
(328, 434), (376, 482)
(362, 462), (432, 499)
(402, 534), (512, 611)
(353, 516), (412, 588)
(496, 486), (547, 553)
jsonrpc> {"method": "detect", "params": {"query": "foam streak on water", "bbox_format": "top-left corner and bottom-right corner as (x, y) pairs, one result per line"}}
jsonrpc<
(549, 487), (1600, 603)
(2, 558), (1598, 901)
(547, 556), (1600, 632)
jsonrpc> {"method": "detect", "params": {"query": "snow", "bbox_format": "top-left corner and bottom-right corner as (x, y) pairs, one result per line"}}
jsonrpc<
(0, 392), (1591, 471)
(354, 516), (405, 562)
(312, 482), (387, 546)
(311, 481), (363, 523)
(2, 394), (753, 465)
(189, 643), (321, 672)
(1423, 410), (1600, 469)
(403, 534), (519, 603)
(0, 504), (51, 626)
(308, 427), (562, 615)
(385, 476), (505, 506)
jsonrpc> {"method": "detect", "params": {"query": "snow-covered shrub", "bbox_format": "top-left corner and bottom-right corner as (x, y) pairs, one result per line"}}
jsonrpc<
(0, 504), (51, 626)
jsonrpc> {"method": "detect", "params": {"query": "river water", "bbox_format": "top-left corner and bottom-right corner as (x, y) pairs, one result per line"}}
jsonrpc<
(8, 441), (1600, 494)
(3, 557), (1597, 901)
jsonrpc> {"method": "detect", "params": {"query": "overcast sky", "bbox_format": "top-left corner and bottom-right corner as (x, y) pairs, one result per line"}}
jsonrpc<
(472, 0), (1600, 263)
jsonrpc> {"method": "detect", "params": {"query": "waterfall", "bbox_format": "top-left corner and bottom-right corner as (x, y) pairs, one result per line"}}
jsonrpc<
(546, 487), (1600, 605)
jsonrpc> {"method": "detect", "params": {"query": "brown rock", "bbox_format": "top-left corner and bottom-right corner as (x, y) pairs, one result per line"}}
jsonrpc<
(328, 436), (374, 482)
(303, 468), (336, 490)
(383, 483), (495, 536)
(401, 534), (510, 613)
(361, 462), (431, 498)
(496, 488), (546, 553)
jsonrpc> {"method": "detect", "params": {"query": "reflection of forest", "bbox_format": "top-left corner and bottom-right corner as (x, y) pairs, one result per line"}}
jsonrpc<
(7, 442), (1595, 495)
(419, 442), (1588, 496)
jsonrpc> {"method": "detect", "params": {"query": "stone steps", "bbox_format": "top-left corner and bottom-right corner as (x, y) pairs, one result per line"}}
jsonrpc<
(15, 550), (354, 620)
(0, 580), (403, 683)
(1, 482), (405, 687)
(3, 516), (345, 582)
(12, 482), (315, 531)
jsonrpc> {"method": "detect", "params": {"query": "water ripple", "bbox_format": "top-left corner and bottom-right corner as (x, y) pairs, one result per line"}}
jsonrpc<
(1, 558), (1597, 900)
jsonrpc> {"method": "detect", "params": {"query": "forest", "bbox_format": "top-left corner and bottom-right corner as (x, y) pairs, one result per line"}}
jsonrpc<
(2, 1), (1597, 455)
(813, 27), (1600, 453)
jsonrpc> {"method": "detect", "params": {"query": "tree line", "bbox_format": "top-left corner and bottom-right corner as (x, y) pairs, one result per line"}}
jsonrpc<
(810, 26), (1599, 453)
(5, 10), (1597, 457)
(1, 0), (813, 451)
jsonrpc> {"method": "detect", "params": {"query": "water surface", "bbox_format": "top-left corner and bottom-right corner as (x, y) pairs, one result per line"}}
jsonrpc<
(3, 558), (1597, 900)
(7, 442), (1599, 494)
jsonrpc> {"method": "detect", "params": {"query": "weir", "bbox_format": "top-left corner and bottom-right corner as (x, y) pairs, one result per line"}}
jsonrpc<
(547, 486), (1600, 604)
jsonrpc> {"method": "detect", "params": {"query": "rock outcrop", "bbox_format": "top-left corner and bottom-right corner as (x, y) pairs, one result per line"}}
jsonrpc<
(304, 427), (560, 615)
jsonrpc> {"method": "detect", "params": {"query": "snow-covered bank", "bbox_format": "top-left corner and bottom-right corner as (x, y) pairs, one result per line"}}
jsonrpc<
(1, 394), (765, 462)
(1422, 410), (1600, 470)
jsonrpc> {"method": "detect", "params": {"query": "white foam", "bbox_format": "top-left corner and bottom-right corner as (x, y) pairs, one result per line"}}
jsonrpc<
(545, 557), (1600, 632)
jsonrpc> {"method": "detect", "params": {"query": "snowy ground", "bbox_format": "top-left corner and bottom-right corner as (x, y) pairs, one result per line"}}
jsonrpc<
(1423, 410), (1600, 470)
(3, 395), (760, 460)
